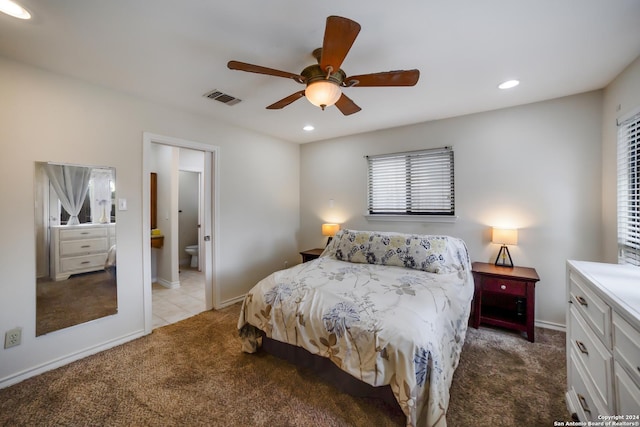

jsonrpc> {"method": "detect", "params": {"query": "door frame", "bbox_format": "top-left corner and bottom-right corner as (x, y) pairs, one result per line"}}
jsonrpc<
(142, 132), (220, 334)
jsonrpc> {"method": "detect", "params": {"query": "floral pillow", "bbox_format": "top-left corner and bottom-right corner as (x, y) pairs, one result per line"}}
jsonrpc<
(328, 229), (466, 274)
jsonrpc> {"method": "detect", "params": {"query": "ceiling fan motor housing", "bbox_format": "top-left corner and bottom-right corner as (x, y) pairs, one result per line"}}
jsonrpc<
(301, 64), (345, 86)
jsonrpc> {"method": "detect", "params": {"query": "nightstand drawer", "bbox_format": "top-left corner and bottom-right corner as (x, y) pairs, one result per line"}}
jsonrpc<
(482, 277), (526, 296)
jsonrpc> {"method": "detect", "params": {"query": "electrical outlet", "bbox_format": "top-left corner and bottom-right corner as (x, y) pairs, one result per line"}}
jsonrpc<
(4, 327), (22, 349)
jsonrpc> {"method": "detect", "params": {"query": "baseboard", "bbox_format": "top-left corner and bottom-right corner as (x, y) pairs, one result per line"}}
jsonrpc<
(216, 294), (245, 309)
(535, 319), (566, 332)
(156, 278), (180, 289)
(0, 329), (146, 389)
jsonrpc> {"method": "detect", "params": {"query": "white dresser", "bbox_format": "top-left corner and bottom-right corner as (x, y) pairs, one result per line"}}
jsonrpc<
(50, 223), (116, 281)
(566, 260), (640, 421)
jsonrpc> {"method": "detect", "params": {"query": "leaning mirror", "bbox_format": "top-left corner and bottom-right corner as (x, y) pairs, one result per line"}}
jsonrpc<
(34, 162), (117, 336)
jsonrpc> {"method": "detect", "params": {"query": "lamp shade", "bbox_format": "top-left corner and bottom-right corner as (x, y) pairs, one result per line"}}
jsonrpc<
(322, 223), (340, 237)
(492, 228), (518, 245)
(305, 81), (342, 109)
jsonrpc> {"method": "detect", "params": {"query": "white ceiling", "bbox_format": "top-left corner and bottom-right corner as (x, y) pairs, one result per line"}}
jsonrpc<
(1, 1), (639, 143)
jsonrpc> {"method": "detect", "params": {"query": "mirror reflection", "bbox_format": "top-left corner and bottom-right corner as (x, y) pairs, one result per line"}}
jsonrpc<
(35, 162), (117, 336)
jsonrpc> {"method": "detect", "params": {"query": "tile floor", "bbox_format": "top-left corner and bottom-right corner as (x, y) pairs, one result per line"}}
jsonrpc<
(152, 267), (206, 329)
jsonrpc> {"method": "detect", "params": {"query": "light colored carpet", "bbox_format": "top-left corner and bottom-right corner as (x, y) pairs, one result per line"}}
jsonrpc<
(0, 303), (568, 426)
(36, 270), (117, 336)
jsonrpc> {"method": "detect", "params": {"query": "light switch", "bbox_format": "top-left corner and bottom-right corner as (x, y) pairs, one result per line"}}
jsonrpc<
(118, 198), (127, 211)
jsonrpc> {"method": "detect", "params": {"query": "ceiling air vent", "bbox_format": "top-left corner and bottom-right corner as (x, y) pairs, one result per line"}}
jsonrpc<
(203, 89), (241, 106)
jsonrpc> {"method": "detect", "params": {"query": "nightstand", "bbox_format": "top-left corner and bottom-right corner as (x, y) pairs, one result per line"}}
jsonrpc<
(471, 262), (540, 342)
(300, 248), (324, 263)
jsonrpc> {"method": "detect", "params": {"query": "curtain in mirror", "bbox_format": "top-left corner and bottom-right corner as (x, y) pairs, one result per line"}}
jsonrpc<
(44, 164), (92, 225)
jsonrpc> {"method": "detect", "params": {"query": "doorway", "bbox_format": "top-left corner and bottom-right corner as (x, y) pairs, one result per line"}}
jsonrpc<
(142, 133), (219, 334)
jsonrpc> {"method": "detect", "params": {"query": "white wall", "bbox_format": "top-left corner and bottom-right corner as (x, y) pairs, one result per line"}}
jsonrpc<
(0, 56), (300, 386)
(152, 143), (180, 287)
(602, 55), (640, 263)
(300, 91), (604, 328)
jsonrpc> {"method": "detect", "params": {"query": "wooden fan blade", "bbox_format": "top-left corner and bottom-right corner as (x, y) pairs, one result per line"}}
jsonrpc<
(334, 93), (361, 116)
(228, 61), (303, 81)
(320, 16), (361, 73)
(266, 91), (306, 109)
(344, 70), (420, 87)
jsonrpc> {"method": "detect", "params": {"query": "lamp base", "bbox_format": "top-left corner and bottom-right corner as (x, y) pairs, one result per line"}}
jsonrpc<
(494, 245), (514, 268)
(325, 236), (333, 247)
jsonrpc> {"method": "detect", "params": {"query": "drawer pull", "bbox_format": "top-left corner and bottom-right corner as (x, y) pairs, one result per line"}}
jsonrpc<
(575, 296), (588, 307)
(577, 393), (591, 415)
(81, 245), (91, 248)
(81, 231), (90, 235)
(81, 261), (91, 264)
(500, 284), (506, 290)
(575, 340), (589, 355)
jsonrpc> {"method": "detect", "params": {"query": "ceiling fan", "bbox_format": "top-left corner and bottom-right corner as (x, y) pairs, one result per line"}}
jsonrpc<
(227, 15), (420, 115)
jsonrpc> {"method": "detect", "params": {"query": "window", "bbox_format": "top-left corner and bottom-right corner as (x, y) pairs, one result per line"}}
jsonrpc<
(58, 178), (115, 225)
(367, 147), (454, 216)
(53, 167), (115, 225)
(618, 111), (640, 266)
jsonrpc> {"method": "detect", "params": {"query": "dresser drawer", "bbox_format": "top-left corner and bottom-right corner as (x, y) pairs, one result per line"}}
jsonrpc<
(614, 361), (640, 416)
(569, 349), (610, 421)
(569, 272), (611, 349)
(60, 238), (108, 257)
(613, 312), (640, 386)
(59, 227), (108, 240)
(570, 306), (614, 411)
(481, 277), (526, 296)
(60, 253), (107, 272)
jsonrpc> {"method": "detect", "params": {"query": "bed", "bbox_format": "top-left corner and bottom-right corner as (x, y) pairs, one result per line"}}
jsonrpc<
(238, 229), (474, 427)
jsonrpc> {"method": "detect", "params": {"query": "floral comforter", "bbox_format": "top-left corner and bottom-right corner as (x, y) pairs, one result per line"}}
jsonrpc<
(238, 231), (474, 427)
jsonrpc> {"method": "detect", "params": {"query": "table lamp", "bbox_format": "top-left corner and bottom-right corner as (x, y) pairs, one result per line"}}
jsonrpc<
(492, 227), (518, 267)
(322, 223), (340, 246)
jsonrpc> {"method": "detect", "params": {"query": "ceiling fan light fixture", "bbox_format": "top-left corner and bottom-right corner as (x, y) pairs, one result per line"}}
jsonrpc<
(305, 80), (342, 110)
(0, 0), (31, 19)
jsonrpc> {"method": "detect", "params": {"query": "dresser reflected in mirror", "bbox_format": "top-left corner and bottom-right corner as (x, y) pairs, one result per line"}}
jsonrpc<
(34, 162), (117, 336)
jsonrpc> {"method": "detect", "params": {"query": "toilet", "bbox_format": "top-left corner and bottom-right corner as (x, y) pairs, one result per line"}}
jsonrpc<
(185, 244), (198, 268)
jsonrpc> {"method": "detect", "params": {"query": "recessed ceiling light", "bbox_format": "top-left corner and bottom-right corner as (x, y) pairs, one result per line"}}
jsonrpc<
(303, 125), (315, 132)
(0, 0), (31, 19)
(498, 80), (520, 90)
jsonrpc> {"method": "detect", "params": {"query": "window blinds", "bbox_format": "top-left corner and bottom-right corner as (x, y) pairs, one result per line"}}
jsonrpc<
(618, 111), (640, 266)
(367, 147), (454, 215)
